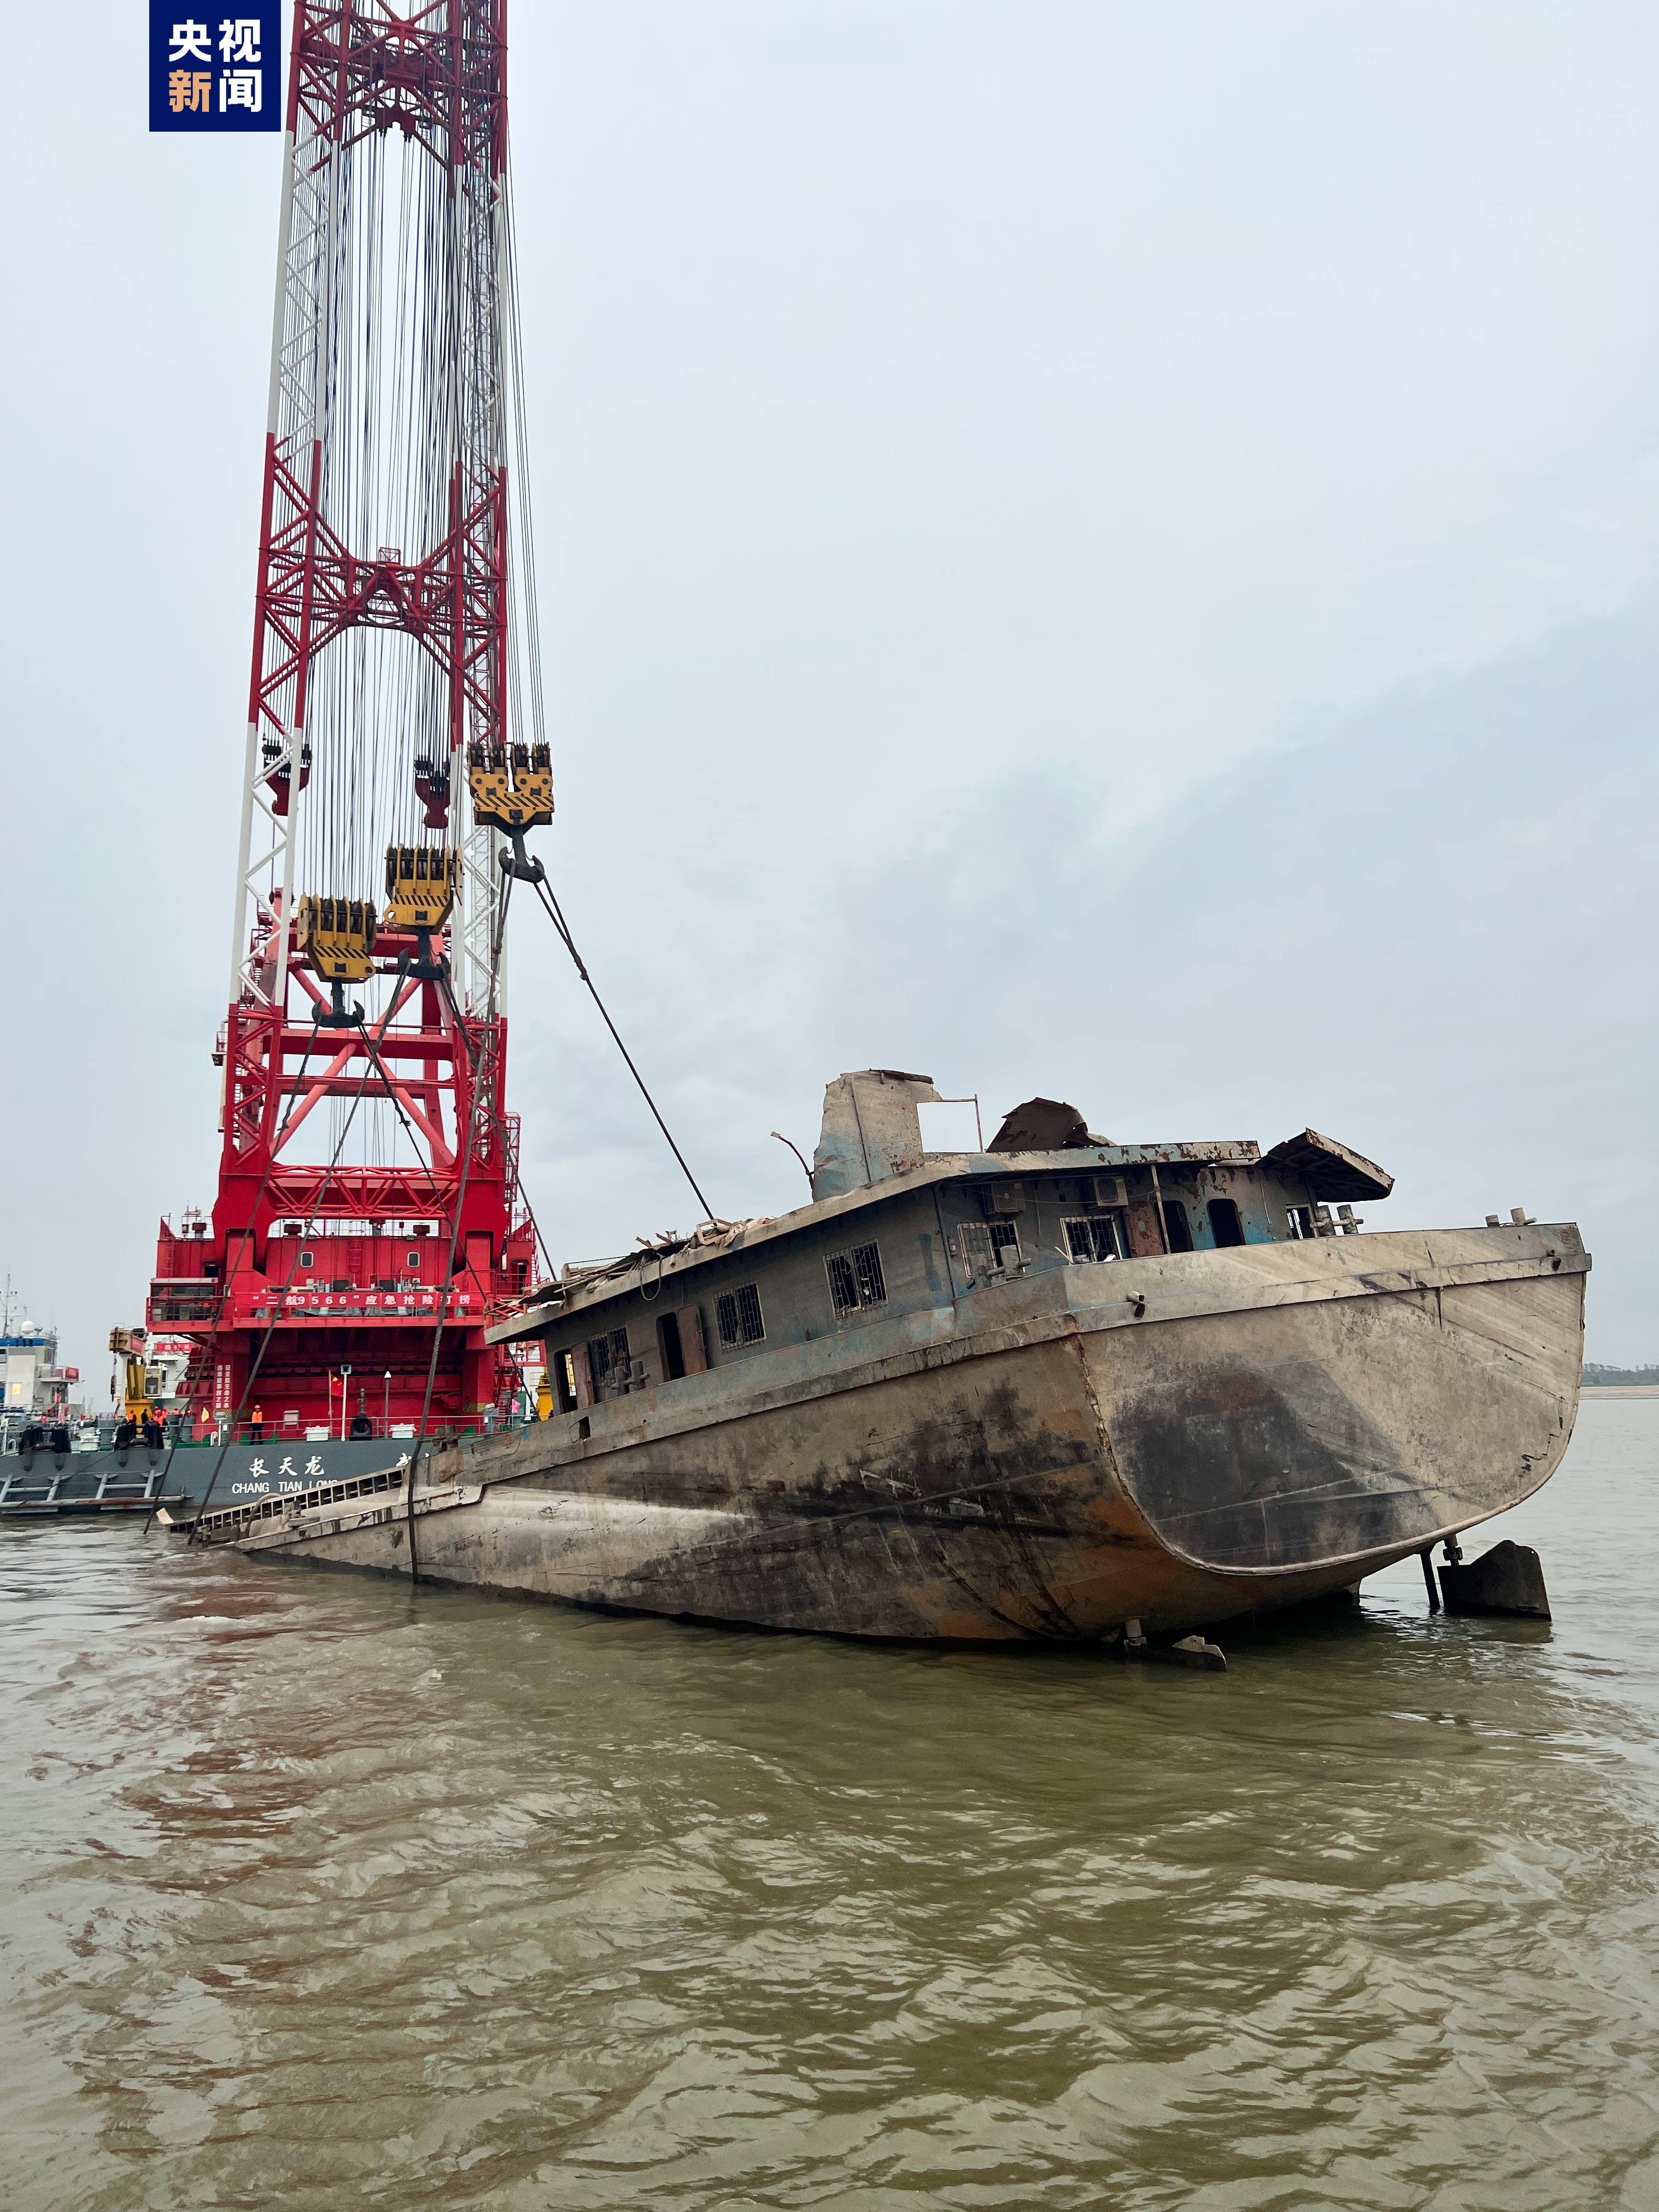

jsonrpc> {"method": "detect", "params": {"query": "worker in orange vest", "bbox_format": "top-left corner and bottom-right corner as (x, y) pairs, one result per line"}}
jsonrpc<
(250, 1403), (264, 1442)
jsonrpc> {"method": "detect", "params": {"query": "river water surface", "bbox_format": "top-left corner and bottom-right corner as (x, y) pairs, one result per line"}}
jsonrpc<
(3, 1402), (1657, 2211)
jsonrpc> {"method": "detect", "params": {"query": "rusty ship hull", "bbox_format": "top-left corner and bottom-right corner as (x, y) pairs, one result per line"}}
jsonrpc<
(193, 1220), (1586, 1641)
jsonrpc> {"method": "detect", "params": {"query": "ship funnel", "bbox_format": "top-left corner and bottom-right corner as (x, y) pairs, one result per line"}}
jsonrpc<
(811, 1070), (941, 1201)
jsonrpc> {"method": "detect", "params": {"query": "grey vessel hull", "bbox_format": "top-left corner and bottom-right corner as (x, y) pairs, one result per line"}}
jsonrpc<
(189, 1221), (1586, 1642)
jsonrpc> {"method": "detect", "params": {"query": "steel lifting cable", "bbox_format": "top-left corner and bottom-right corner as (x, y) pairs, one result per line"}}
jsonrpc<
(401, 960), (496, 1582)
(183, 980), (401, 1539)
(454, 866), (561, 1290)
(343, 874), (517, 1580)
(503, 171), (548, 757)
(183, 964), (414, 1542)
(383, 902), (561, 1525)
(509, 1156), (558, 1294)
(523, 868), (715, 1223)
(141, 1008), (326, 1536)
(351, 1013), (452, 1222)
(489, 166), (717, 1227)
(457, 847), (712, 1254)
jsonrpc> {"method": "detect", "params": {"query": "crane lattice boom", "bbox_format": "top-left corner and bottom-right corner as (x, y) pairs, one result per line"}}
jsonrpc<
(151, 0), (545, 1446)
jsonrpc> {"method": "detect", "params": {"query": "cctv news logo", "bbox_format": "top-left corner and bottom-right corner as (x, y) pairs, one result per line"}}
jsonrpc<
(149, 5), (280, 133)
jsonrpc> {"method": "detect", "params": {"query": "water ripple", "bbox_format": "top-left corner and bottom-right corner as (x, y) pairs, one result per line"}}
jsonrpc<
(1, 1407), (1656, 2209)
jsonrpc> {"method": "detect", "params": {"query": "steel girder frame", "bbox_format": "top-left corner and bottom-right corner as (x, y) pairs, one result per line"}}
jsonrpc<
(212, 983), (512, 1245)
(199, 2), (527, 1424)
(231, 0), (512, 1027)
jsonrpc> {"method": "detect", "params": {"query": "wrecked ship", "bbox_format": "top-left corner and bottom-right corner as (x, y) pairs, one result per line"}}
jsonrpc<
(174, 1070), (1588, 1645)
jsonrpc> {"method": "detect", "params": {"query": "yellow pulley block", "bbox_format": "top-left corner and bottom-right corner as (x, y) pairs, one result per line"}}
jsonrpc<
(383, 844), (459, 933)
(510, 742), (555, 826)
(296, 895), (378, 983)
(467, 740), (523, 831)
(467, 740), (555, 832)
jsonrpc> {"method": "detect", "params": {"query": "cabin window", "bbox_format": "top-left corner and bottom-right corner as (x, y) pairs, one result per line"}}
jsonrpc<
(1064, 1216), (1122, 1264)
(1207, 1198), (1246, 1248)
(299, 1250), (314, 1269)
(1286, 1205), (1314, 1240)
(854, 1241), (886, 1307)
(406, 1249), (422, 1269)
(1161, 1200), (1193, 1252)
(554, 1349), (577, 1413)
(716, 1284), (765, 1348)
(827, 1240), (887, 1317)
(957, 1218), (1020, 1278)
(589, 1327), (629, 1391)
(658, 1312), (686, 1381)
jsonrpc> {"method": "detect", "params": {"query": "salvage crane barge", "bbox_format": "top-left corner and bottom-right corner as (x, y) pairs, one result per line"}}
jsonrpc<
(5, 0), (551, 1516)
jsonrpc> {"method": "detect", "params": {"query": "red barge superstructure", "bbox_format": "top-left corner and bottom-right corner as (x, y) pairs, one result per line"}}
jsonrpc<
(146, 0), (545, 1449)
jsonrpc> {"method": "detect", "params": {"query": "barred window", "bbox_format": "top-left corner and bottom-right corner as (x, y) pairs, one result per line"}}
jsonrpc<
(589, 1326), (629, 1386)
(827, 1239), (887, 1316)
(1064, 1216), (1122, 1264)
(956, 1218), (1019, 1279)
(716, 1283), (765, 1347)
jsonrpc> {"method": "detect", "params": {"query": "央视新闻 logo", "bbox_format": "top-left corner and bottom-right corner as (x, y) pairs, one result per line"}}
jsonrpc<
(149, 8), (280, 133)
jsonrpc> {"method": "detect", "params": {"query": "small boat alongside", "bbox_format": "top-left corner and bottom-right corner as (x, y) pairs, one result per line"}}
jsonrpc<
(171, 1071), (1588, 1645)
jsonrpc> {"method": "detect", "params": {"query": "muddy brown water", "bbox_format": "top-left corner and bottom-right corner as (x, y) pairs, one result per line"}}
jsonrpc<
(3, 1403), (1657, 2211)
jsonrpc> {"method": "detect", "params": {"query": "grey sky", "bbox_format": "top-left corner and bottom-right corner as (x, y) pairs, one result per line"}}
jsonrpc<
(4, 1), (1655, 1378)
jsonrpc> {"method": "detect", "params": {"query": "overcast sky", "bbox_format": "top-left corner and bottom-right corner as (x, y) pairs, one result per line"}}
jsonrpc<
(3, 0), (1655, 1381)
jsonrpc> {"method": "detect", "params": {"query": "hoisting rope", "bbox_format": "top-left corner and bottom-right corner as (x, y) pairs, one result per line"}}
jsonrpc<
(178, 961), (415, 1541)
(385, 862), (515, 1578)
(477, 865), (560, 1286)
(498, 163), (714, 1226)
(173, 863), (702, 1552)
(400, 983), (486, 1584)
(142, 1007), (322, 1536)
(394, 842), (703, 1576)
(518, 864), (715, 1223)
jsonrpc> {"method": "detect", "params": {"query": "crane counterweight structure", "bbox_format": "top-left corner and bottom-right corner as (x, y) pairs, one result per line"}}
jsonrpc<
(152, 0), (546, 1447)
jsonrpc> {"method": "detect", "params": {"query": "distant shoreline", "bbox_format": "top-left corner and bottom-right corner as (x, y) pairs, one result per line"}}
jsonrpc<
(1581, 1386), (1659, 1400)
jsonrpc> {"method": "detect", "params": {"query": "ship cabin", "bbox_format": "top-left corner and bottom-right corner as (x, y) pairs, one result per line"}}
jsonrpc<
(492, 1071), (1395, 1426)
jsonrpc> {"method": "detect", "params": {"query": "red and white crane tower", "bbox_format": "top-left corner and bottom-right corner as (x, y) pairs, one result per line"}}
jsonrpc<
(149, 0), (550, 1444)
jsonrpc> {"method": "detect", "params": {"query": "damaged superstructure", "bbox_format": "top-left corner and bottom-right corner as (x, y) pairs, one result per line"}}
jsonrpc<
(171, 1070), (1588, 1646)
